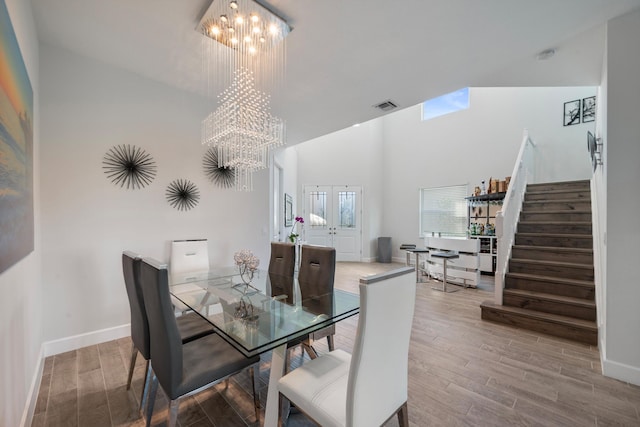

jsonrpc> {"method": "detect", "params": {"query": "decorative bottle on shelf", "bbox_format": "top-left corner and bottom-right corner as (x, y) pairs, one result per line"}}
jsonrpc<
(480, 181), (486, 195)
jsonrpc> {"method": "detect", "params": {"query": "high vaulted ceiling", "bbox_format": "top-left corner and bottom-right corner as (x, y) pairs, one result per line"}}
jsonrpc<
(31, 0), (640, 145)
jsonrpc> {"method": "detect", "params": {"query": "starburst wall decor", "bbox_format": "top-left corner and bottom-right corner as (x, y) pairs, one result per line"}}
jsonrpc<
(166, 179), (200, 211)
(203, 147), (235, 188)
(102, 144), (157, 189)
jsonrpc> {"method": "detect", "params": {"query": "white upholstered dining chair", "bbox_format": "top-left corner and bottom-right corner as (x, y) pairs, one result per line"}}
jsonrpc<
(278, 266), (416, 427)
(169, 239), (210, 274)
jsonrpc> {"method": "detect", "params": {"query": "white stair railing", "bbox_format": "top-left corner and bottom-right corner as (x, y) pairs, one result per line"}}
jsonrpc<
(494, 130), (537, 304)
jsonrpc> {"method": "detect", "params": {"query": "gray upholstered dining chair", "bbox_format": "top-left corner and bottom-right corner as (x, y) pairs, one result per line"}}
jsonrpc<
(268, 242), (296, 304)
(278, 267), (416, 427)
(122, 251), (215, 412)
(139, 257), (261, 427)
(297, 245), (337, 353)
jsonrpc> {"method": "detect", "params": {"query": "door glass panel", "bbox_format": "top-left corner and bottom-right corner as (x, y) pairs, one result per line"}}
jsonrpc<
(309, 191), (328, 228)
(338, 191), (356, 228)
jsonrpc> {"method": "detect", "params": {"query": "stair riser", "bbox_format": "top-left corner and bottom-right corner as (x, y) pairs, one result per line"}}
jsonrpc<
(503, 294), (596, 321)
(515, 235), (593, 248)
(518, 223), (591, 234)
(525, 191), (590, 201)
(527, 181), (590, 192)
(511, 247), (593, 264)
(505, 275), (595, 299)
(509, 261), (594, 281)
(481, 307), (597, 345)
(523, 201), (592, 211)
(520, 212), (592, 222)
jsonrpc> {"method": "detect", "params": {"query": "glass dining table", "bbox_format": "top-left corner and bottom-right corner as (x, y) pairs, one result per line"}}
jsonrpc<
(169, 266), (360, 426)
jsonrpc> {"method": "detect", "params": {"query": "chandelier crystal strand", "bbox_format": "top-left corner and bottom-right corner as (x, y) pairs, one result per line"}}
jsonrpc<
(199, 0), (289, 190)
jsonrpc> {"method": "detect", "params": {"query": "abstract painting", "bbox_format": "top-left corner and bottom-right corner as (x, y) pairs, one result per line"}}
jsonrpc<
(0, 0), (34, 274)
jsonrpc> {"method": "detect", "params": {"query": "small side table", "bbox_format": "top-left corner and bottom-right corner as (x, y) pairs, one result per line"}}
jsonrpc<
(407, 248), (429, 282)
(430, 251), (460, 293)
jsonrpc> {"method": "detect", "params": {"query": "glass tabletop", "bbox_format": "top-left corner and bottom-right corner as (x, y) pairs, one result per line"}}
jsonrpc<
(169, 267), (360, 357)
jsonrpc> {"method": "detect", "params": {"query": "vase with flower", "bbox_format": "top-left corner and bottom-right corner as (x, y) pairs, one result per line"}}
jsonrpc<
(288, 216), (304, 243)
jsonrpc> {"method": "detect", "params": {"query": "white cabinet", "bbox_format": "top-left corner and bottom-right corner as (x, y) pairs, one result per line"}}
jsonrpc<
(423, 236), (480, 288)
(472, 236), (497, 273)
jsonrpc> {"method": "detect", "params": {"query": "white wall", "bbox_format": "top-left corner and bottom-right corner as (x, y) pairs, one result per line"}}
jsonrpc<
(294, 119), (384, 261)
(0, 1), (41, 426)
(39, 44), (272, 343)
(273, 146), (298, 242)
(602, 8), (640, 385)
(593, 33), (608, 366)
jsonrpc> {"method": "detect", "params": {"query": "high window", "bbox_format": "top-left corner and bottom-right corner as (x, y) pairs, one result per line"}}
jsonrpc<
(422, 87), (469, 121)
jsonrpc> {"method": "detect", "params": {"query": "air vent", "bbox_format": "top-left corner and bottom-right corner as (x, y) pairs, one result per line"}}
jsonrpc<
(373, 100), (398, 112)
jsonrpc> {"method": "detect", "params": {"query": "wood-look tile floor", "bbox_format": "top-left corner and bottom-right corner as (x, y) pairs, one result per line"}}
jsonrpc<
(32, 262), (640, 427)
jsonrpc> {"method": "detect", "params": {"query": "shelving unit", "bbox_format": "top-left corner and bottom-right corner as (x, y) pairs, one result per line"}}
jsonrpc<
(466, 192), (505, 273)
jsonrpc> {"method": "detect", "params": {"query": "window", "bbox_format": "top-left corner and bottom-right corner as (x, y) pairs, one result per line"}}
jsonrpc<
(419, 184), (468, 237)
(422, 87), (469, 121)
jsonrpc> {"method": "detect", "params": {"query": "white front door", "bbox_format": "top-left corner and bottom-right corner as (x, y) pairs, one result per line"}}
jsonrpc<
(303, 185), (362, 262)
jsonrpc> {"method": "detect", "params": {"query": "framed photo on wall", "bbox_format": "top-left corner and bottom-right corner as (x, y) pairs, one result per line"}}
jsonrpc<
(582, 96), (596, 123)
(284, 193), (293, 227)
(563, 99), (581, 126)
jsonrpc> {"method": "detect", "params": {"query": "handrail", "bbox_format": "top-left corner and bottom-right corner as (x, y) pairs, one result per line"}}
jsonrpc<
(494, 130), (537, 304)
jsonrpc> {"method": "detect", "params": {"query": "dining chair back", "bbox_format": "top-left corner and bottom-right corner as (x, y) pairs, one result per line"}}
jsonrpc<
(298, 245), (336, 351)
(122, 251), (150, 361)
(297, 245), (336, 301)
(122, 251), (214, 413)
(268, 242), (296, 304)
(346, 268), (415, 426)
(170, 239), (209, 275)
(140, 257), (261, 427)
(278, 266), (416, 427)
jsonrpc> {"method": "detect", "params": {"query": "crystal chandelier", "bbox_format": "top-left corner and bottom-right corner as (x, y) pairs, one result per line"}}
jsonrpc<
(199, 0), (290, 191)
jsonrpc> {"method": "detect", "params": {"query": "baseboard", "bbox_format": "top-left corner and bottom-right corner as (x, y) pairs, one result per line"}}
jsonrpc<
(43, 323), (130, 357)
(19, 345), (45, 427)
(602, 356), (640, 387)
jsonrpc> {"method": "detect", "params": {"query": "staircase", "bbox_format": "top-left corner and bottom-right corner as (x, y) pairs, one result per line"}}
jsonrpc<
(481, 180), (597, 345)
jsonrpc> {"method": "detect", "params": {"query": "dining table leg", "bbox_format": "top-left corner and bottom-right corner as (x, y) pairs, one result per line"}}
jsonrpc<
(265, 343), (287, 427)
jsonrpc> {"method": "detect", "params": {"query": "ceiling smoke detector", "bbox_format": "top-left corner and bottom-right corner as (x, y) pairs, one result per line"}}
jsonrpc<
(373, 100), (398, 112)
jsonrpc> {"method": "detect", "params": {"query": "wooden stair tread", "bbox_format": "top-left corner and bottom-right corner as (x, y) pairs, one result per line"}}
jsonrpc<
(512, 245), (593, 254)
(518, 221), (591, 225)
(524, 198), (591, 204)
(527, 180), (590, 187)
(510, 258), (594, 269)
(481, 300), (597, 330)
(521, 210), (592, 214)
(505, 272), (594, 287)
(503, 289), (595, 307)
(516, 232), (592, 238)
(526, 188), (590, 195)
